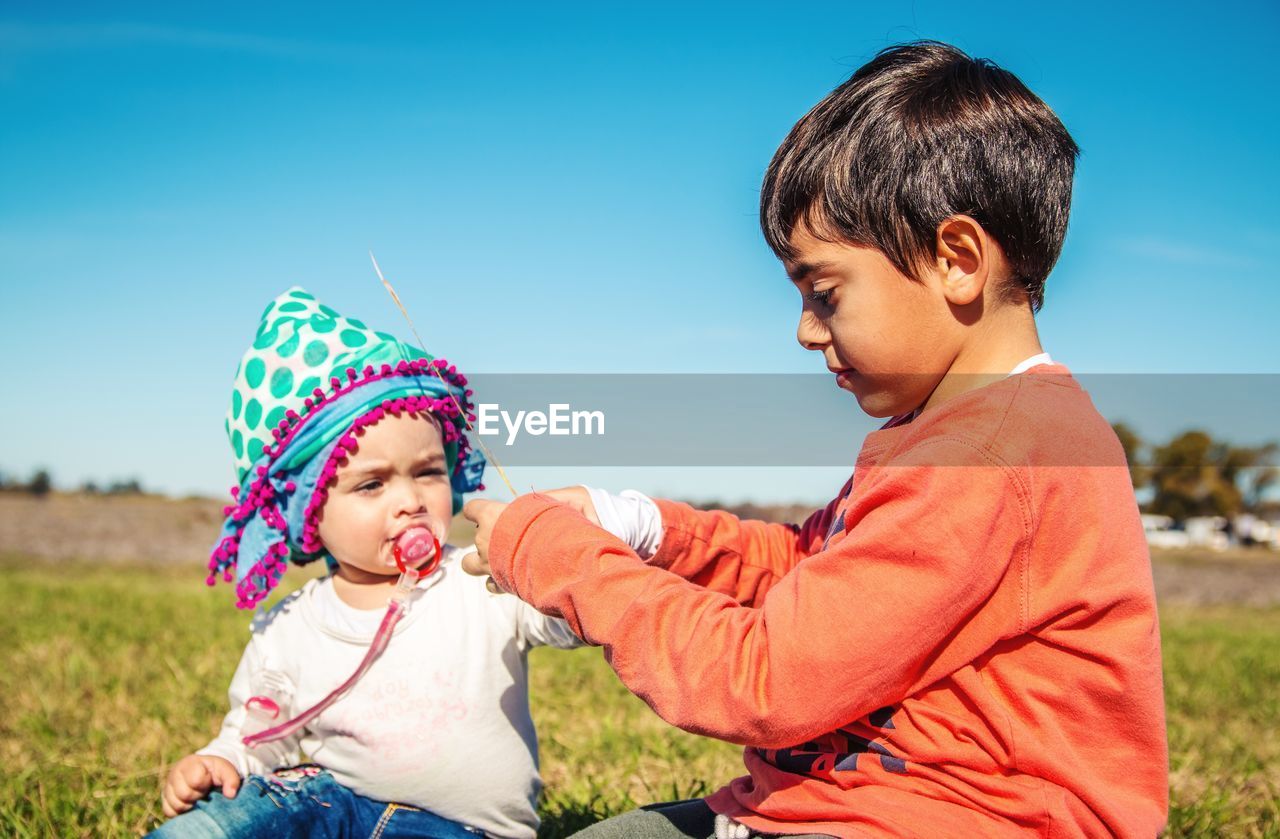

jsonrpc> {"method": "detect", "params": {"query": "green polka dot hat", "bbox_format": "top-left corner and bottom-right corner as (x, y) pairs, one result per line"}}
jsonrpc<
(210, 287), (485, 608)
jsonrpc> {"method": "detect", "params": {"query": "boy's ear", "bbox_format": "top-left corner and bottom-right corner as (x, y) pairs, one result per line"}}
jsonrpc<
(934, 215), (989, 307)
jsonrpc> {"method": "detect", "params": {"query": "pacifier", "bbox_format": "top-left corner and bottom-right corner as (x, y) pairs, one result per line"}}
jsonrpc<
(393, 527), (441, 577)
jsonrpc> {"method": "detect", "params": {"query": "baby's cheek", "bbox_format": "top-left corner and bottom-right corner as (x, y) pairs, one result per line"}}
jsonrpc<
(317, 505), (377, 563)
(427, 486), (454, 538)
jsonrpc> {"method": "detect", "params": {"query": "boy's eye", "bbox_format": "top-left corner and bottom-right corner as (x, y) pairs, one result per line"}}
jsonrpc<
(805, 289), (833, 306)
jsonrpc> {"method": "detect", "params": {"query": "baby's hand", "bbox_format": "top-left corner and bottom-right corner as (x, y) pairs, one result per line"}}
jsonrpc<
(461, 499), (507, 591)
(161, 754), (240, 818)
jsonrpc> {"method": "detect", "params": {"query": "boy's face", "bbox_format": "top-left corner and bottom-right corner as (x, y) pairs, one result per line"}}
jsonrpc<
(786, 222), (960, 418)
(316, 412), (452, 581)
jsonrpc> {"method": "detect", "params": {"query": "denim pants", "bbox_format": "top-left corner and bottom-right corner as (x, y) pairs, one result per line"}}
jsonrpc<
(148, 765), (484, 839)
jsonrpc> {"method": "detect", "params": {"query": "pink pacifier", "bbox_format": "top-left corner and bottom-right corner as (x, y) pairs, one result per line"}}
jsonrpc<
(393, 527), (441, 576)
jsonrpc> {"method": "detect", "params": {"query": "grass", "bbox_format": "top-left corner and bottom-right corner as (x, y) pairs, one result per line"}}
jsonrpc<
(0, 555), (1275, 837)
(1162, 605), (1280, 836)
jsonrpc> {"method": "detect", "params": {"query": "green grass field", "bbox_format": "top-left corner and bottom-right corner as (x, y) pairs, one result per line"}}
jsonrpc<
(0, 555), (1276, 837)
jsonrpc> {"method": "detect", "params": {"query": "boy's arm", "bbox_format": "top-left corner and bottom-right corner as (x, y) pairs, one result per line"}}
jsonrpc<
(486, 442), (1026, 748)
(455, 540), (584, 649)
(579, 482), (847, 607)
(644, 487), (845, 606)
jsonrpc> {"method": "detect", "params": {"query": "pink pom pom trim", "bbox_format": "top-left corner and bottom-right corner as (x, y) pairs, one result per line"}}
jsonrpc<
(210, 356), (474, 608)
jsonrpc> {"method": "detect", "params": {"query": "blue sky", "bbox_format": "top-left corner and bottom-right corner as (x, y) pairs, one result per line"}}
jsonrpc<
(2, 1), (1277, 503)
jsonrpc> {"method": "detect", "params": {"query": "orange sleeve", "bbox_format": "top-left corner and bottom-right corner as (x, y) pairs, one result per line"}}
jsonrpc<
(645, 489), (845, 607)
(487, 441), (1029, 749)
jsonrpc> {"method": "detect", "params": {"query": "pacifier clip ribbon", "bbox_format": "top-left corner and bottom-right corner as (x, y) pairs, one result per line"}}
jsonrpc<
(242, 530), (440, 748)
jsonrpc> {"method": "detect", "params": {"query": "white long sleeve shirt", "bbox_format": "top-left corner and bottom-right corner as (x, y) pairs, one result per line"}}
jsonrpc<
(198, 544), (582, 839)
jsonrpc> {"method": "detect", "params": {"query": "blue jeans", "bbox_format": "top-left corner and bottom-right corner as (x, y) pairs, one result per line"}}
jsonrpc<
(148, 765), (484, 838)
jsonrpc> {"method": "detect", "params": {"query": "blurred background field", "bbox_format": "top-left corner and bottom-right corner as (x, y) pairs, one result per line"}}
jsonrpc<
(1, 494), (1278, 837)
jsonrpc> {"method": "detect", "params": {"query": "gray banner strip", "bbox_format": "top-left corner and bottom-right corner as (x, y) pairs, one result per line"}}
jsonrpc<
(457, 374), (1280, 467)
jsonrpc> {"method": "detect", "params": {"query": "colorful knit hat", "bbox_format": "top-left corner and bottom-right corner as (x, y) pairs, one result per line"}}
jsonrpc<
(208, 287), (485, 608)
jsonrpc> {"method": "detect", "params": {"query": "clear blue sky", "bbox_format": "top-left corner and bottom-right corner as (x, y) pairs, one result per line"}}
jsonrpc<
(2, 1), (1277, 503)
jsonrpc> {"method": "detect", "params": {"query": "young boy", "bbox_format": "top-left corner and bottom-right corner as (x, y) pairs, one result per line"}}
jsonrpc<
(462, 42), (1168, 837)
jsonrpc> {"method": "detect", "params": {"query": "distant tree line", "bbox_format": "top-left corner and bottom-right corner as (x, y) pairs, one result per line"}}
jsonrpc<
(1112, 425), (1278, 521)
(0, 468), (146, 498)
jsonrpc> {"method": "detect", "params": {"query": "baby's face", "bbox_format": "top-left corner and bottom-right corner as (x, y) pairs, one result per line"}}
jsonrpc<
(315, 412), (452, 580)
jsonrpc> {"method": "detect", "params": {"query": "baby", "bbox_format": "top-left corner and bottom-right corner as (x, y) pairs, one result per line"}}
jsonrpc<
(149, 288), (581, 838)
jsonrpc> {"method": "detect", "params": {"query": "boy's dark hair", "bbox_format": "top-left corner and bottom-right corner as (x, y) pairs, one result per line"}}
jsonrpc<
(761, 41), (1079, 311)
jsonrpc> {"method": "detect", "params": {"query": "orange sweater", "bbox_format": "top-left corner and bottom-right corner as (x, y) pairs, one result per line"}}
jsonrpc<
(487, 366), (1168, 837)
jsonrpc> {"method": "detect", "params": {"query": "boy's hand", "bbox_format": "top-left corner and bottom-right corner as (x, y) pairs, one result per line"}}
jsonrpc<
(461, 488), (600, 591)
(539, 486), (602, 527)
(161, 754), (240, 818)
(461, 499), (507, 591)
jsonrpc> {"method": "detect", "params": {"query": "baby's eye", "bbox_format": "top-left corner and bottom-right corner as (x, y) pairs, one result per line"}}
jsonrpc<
(355, 480), (382, 493)
(416, 468), (447, 479)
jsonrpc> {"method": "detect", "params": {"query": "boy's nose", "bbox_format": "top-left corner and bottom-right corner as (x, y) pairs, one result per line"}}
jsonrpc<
(796, 310), (828, 352)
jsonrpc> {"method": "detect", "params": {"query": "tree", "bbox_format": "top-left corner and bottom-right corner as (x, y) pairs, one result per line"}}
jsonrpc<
(1148, 431), (1231, 520)
(1235, 442), (1279, 512)
(1111, 421), (1148, 491)
(28, 469), (52, 498)
(106, 478), (143, 495)
(1146, 431), (1280, 520)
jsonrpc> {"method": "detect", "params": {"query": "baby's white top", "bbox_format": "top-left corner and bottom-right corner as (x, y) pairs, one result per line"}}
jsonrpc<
(199, 544), (582, 839)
